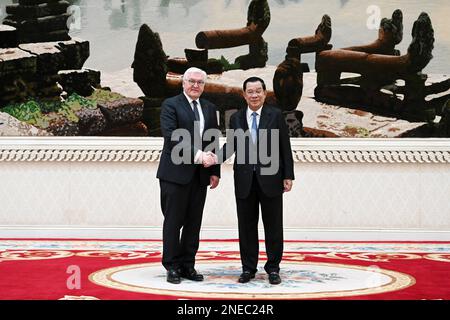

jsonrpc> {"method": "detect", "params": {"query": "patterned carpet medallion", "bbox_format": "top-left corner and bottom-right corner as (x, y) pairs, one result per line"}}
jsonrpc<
(0, 240), (449, 300)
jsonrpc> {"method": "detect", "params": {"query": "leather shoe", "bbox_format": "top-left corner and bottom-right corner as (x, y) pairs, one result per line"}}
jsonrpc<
(268, 272), (281, 285)
(166, 268), (181, 284)
(238, 271), (255, 283)
(179, 267), (204, 281)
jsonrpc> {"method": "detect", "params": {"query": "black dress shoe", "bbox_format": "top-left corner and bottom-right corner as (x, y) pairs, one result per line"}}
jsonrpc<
(268, 272), (281, 285)
(166, 269), (181, 284)
(179, 267), (204, 281)
(238, 271), (255, 283)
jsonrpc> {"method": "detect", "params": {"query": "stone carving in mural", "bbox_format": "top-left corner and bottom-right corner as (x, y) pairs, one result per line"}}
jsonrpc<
(195, 0), (270, 70)
(274, 46), (303, 112)
(273, 15), (333, 137)
(288, 14), (332, 54)
(343, 9), (403, 55)
(132, 24), (168, 99)
(167, 48), (224, 75)
(273, 46), (305, 137)
(314, 12), (450, 123)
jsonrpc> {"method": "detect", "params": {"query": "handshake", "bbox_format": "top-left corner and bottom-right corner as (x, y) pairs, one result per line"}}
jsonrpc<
(200, 151), (218, 168)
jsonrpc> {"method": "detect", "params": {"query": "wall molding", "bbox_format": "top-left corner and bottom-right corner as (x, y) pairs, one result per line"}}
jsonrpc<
(1, 137), (449, 164)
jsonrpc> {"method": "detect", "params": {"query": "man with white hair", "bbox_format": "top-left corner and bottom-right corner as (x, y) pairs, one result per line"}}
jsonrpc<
(157, 67), (220, 284)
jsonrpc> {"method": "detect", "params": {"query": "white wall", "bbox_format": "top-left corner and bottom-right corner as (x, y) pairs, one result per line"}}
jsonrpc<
(0, 137), (449, 240)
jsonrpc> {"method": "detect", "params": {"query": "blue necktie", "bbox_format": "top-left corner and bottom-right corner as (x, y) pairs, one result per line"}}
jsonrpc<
(251, 112), (258, 143)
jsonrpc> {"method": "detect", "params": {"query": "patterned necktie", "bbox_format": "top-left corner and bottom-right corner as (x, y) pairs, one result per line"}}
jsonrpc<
(192, 100), (200, 121)
(251, 112), (258, 143)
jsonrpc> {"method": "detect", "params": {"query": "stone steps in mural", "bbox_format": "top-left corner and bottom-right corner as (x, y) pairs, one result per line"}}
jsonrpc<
(16, 29), (71, 44)
(0, 25), (18, 48)
(18, 42), (66, 74)
(0, 39), (89, 77)
(0, 47), (37, 76)
(0, 2), (147, 137)
(6, 1), (70, 19)
(0, 39), (90, 105)
(3, 13), (71, 33)
(4, 0), (71, 43)
(0, 34), (145, 136)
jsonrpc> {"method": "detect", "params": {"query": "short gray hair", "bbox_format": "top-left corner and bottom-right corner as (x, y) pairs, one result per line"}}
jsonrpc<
(183, 67), (207, 82)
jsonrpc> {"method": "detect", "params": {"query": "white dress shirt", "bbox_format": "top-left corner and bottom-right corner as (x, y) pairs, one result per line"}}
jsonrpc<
(184, 92), (205, 164)
(183, 92), (205, 136)
(247, 106), (262, 130)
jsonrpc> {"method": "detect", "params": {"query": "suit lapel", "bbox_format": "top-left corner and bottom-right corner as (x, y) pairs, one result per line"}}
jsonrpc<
(237, 108), (255, 149)
(179, 94), (195, 121)
(258, 105), (272, 130)
(238, 108), (249, 131)
(199, 99), (209, 128)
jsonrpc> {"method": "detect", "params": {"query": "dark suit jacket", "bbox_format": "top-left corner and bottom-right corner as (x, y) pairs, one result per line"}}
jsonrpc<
(157, 93), (220, 186)
(222, 105), (294, 199)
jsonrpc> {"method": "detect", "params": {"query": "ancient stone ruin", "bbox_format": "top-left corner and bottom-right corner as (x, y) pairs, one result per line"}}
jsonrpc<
(0, 0), (146, 136)
(288, 14), (333, 55)
(0, 38), (90, 106)
(342, 9), (403, 55)
(195, 0), (271, 70)
(3, 0), (71, 44)
(271, 15), (333, 137)
(131, 4), (449, 138)
(157, 0), (271, 77)
(132, 23), (168, 99)
(314, 12), (449, 123)
(282, 9), (449, 137)
(276, 13), (332, 105)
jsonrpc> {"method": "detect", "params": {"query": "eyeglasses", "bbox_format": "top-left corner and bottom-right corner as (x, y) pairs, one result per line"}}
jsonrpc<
(186, 79), (205, 86)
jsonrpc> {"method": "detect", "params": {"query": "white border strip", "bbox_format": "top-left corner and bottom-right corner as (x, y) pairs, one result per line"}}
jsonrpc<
(1, 226), (449, 241)
(0, 137), (449, 163)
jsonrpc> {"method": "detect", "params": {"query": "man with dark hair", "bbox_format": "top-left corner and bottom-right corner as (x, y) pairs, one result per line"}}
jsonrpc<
(243, 76), (267, 91)
(215, 76), (294, 284)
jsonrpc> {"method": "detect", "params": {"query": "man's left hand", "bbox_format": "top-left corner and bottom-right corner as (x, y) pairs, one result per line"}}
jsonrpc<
(283, 179), (293, 192)
(210, 175), (220, 189)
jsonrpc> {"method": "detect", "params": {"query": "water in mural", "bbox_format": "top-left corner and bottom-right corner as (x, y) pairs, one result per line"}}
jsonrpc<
(0, 0), (449, 71)
(2, 0), (447, 72)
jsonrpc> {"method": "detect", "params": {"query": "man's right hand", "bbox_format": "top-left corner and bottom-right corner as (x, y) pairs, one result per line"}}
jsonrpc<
(202, 151), (218, 168)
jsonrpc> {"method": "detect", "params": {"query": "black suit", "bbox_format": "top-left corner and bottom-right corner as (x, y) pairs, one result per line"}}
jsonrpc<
(222, 105), (294, 274)
(157, 93), (220, 271)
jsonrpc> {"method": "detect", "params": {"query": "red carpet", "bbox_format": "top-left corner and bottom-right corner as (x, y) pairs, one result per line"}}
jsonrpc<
(0, 239), (449, 300)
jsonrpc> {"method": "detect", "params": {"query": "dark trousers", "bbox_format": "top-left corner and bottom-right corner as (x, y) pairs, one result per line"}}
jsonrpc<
(160, 169), (207, 270)
(236, 173), (283, 274)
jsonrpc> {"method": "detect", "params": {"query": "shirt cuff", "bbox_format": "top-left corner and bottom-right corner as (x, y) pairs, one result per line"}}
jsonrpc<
(194, 150), (203, 164)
